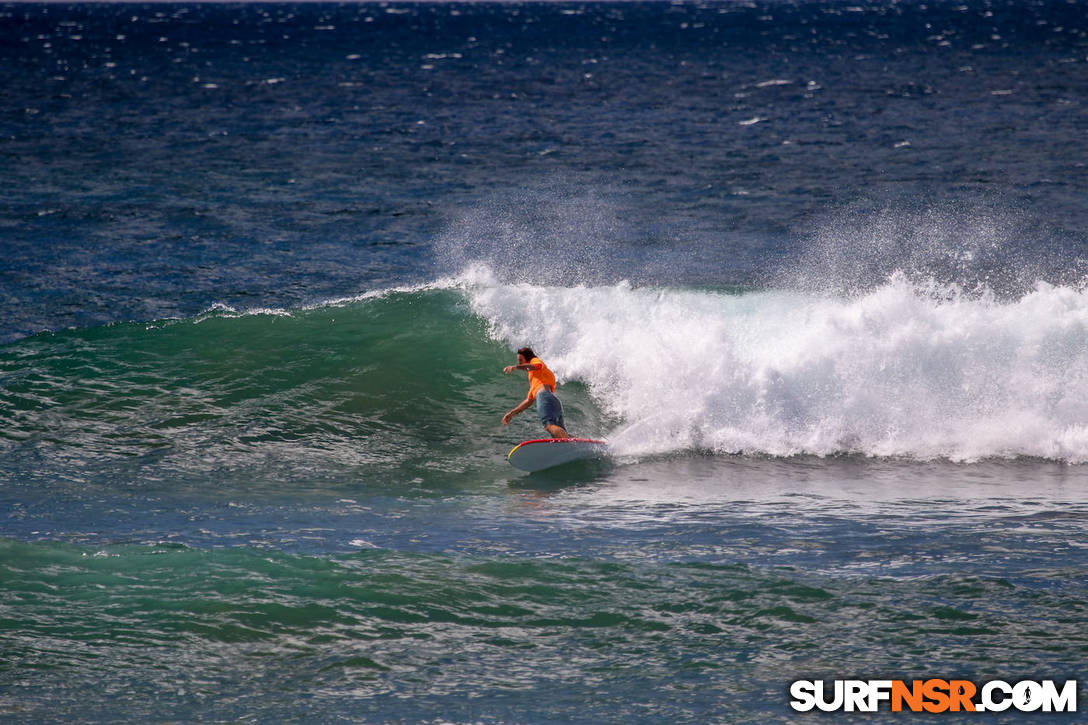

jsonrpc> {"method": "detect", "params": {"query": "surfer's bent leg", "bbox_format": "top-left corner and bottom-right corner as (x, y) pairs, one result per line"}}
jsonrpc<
(544, 423), (569, 439)
(536, 389), (569, 439)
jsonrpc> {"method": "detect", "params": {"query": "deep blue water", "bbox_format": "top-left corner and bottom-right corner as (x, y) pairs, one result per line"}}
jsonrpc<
(3, 0), (1087, 341)
(2, 1), (1088, 722)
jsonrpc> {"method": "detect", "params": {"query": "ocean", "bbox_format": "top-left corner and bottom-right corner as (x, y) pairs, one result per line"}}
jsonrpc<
(2, 0), (1088, 721)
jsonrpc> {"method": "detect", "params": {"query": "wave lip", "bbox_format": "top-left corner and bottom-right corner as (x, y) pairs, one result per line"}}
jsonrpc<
(463, 268), (1088, 464)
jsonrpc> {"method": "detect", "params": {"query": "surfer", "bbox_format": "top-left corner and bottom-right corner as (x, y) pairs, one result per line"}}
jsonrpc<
(501, 347), (570, 438)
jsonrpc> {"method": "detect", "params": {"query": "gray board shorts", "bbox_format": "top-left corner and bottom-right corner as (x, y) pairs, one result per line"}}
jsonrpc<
(535, 388), (565, 430)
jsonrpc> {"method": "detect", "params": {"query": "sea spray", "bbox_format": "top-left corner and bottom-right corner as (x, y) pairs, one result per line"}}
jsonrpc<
(778, 197), (1087, 298)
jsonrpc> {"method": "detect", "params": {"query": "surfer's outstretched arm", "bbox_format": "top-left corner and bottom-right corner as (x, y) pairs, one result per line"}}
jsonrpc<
(502, 396), (533, 425)
(503, 363), (541, 374)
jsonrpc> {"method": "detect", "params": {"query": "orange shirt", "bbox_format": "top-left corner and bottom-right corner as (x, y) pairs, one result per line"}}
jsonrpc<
(526, 357), (556, 401)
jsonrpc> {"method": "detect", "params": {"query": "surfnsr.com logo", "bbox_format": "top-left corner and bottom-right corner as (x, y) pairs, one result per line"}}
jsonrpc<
(790, 679), (1078, 713)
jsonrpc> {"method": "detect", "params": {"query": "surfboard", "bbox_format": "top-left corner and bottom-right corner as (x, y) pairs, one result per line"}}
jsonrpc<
(507, 437), (609, 472)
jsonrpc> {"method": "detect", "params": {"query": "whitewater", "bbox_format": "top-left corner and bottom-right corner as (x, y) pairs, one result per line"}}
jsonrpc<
(457, 265), (1088, 463)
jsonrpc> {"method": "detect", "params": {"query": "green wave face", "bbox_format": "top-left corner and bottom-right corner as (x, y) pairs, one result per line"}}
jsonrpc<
(0, 289), (593, 494)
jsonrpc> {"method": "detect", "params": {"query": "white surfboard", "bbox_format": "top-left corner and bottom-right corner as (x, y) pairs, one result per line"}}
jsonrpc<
(507, 437), (609, 472)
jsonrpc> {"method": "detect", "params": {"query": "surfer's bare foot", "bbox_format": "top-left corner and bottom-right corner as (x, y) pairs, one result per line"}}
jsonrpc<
(545, 424), (569, 439)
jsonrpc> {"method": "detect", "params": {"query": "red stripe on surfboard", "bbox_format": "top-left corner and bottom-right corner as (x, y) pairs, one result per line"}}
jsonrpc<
(507, 437), (607, 460)
(514, 438), (607, 445)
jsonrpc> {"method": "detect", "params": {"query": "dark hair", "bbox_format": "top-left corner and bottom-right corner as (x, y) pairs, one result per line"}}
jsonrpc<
(517, 347), (536, 361)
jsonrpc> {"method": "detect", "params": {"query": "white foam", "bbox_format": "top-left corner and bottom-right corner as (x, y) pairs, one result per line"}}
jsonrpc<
(193, 302), (292, 322)
(301, 275), (467, 310)
(193, 276), (469, 321)
(461, 267), (1088, 463)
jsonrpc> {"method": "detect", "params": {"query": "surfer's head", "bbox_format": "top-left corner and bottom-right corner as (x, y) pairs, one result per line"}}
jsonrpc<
(517, 346), (536, 364)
